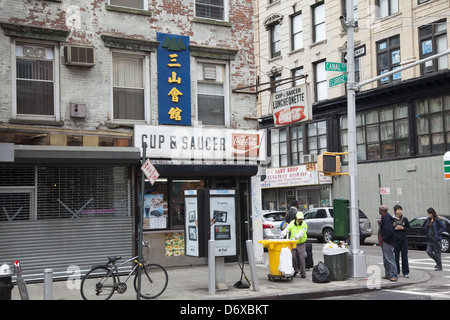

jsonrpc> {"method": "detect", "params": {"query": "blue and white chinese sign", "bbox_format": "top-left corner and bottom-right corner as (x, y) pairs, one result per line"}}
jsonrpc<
(157, 33), (191, 125)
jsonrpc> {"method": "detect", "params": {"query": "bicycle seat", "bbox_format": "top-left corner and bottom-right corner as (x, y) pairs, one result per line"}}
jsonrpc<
(107, 256), (121, 263)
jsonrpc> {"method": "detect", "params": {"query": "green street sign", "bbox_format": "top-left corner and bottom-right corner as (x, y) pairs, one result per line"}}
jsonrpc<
(329, 74), (348, 87)
(325, 62), (347, 72)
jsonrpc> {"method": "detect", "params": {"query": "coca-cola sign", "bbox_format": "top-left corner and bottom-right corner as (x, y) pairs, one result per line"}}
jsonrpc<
(232, 133), (260, 157)
(271, 84), (311, 127)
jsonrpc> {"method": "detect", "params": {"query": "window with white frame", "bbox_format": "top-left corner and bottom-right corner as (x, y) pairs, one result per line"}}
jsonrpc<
(112, 52), (146, 121)
(314, 60), (327, 102)
(109, 0), (147, 10)
(292, 67), (305, 87)
(195, 0), (226, 21)
(313, 3), (326, 43)
(376, 0), (398, 19)
(291, 12), (303, 51)
(197, 62), (227, 126)
(270, 23), (281, 58)
(15, 42), (56, 117)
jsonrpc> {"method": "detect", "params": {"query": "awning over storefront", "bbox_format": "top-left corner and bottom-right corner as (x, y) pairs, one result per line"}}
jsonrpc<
(154, 163), (258, 177)
(13, 145), (141, 164)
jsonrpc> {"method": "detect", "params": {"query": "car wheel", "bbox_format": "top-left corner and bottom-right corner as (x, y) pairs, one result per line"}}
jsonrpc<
(441, 236), (450, 253)
(322, 228), (334, 243)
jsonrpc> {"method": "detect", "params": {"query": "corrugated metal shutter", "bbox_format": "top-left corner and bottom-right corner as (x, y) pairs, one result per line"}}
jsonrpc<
(0, 217), (134, 281)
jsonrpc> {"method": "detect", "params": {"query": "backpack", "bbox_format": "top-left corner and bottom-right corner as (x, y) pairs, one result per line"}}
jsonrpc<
(312, 262), (331, 283)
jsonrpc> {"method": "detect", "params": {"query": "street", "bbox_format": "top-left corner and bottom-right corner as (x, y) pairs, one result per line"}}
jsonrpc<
(314, 240), (450, 300)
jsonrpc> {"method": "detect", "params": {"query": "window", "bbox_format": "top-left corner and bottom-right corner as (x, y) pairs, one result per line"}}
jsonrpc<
(292, 67), (305, 87)
(376, 0), (399, 19)
(270, 23), (281, 58)
(112, 53), (146, 121)
(307, 121), (327, 156)
(15, 43), (56, 117)
(312, 3), (326, 43)
(195, 0), (225, 21)
(270, 72), (282, 93)
(314, 61), (327, 101)
(291, 13), (303, 51)
(415, 95), (450, 154)
(342, 0), (358, 27)
(377, 35), (401, 85)
(419, 20), (448, 75)
(290, 125), (304, 165)
(340, 104), (410, 160)
(109, 0), (147, 10)
(197, 62), (227, 126)
(271, 128), (288, 167)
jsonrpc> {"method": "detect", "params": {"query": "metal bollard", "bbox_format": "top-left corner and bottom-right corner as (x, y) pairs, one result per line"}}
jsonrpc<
(44, 268), (53, 300)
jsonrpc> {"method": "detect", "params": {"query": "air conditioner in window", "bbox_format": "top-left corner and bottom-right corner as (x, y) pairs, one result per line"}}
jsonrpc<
(301, 154), (316, 163)
(64, 45), (96, 67)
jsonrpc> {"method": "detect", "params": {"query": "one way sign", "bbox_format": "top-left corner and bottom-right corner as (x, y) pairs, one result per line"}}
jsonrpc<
(344, 44), (366, 61)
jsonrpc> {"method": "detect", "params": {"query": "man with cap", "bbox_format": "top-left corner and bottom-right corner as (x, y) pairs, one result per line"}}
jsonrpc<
(286, 200), (300, 224)
(378, 205), (398, 282)
(281, 211), (308, 278)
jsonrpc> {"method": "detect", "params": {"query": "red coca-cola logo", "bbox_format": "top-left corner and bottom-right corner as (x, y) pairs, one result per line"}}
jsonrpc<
(274, 106), (306, 126)
(232, 134), (260, 157)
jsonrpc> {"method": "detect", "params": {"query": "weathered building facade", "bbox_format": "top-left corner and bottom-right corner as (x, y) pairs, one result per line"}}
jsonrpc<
(0, 0), (261, 279)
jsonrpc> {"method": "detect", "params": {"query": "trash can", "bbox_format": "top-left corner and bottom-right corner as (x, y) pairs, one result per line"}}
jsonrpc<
(0, 263), (14, 300)
(323, 251), (348, 281)
(258, 239), (297, 281)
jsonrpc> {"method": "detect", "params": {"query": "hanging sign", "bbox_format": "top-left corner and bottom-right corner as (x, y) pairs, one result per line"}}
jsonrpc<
(157, 33), (191, 125)
(141, 158), (159, 185)
(271, 84), (311, 127)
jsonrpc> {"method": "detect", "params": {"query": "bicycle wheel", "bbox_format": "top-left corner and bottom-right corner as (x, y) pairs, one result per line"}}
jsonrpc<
(134, 263), (168, 299)
(80, 266), (116, 300)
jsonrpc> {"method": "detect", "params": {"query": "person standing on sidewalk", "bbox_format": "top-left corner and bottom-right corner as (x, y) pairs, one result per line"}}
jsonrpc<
(378, 205), (398, 282)
(393, 204), (410, 278)
(426, 207), (446, 271)
(281, 211), (308, 278)
(285, 200), (299, 224)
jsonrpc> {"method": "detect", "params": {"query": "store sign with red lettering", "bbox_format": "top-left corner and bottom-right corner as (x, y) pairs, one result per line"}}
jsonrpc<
(141, 158), (160, 185)
(271, 84), (311, 127)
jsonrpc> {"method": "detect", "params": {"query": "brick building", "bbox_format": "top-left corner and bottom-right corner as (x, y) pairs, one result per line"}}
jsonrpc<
(0, 0), (262, 279)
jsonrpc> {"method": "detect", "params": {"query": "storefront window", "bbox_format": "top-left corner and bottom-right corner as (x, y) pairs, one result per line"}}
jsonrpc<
(170, 179), (205, 229)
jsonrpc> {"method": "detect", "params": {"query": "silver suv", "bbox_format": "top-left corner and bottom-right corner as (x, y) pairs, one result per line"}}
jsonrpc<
(303, 207), (372, 243)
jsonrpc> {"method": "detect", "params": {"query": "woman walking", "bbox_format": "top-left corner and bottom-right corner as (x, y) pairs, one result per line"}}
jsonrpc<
(426, 208), (446, 271)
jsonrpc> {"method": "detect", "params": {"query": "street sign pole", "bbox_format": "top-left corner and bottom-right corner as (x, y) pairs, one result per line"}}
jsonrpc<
(137, 134), (148, 300)
(345, 0), (367, 278)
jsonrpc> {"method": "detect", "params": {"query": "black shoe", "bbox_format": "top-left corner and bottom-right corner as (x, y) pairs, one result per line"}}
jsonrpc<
(301, 274), (306, 278)
(293, 271), (298, 277)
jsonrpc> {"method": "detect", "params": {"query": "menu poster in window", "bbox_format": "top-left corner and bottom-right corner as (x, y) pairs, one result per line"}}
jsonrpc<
(144, 194), (167, 229)
(209, 190), (237, 257)
(184, 190), (201, 257)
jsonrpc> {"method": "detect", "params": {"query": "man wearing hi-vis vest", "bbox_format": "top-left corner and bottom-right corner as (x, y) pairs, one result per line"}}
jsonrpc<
(280, 211), (308, 278)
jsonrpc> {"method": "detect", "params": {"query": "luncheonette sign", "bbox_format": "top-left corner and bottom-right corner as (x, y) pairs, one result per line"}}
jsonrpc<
(271, 84), (312, 127)
(134, 125), (267, 162)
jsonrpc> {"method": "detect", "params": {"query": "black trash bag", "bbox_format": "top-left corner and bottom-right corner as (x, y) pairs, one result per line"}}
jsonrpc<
(312, 262), (331, 283)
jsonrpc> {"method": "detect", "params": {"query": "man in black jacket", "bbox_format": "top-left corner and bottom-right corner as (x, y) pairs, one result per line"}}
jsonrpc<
(378, 205), (398, 282)
(393, 204), (410, 278)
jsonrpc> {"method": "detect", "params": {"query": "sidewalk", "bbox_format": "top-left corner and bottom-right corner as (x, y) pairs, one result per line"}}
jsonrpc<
(11, 237), (430, 301)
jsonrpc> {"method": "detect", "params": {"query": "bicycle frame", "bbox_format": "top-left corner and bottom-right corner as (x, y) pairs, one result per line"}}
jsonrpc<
(108, 255), (144, 285)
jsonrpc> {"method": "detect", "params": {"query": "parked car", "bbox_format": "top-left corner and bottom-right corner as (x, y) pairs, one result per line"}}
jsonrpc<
(303, 207), (372, 243)
(405, 215), (450, 253)
(262, 210), (286, 239)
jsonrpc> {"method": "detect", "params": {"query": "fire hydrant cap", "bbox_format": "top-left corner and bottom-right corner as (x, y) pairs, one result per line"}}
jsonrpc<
(0, 263), (13, 277)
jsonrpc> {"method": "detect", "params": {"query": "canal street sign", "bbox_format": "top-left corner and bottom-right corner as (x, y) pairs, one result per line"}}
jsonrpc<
(325, 62), (347, 72)
(329, 73), (348, 87)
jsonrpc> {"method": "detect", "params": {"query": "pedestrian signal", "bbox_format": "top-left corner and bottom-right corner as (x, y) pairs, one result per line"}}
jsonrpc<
(317, 153), (341, 175)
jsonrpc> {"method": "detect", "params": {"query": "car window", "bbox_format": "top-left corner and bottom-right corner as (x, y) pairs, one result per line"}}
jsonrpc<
(359, 210), (367, 219)
(409, 218), (426, 228)
(329, 209), (333, 217)
(316, 209), (327, 219)
(264, 212), (285, 221)
(304, 210), (316, 220)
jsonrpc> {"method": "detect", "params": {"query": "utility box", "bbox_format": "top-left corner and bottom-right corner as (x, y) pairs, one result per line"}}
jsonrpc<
(333, 199), (350, 239)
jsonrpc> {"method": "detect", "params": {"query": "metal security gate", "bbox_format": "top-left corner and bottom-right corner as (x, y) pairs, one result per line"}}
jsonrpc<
(0, 165), (135, 281)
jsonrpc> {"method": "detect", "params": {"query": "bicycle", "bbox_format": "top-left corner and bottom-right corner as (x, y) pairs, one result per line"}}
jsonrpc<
(80, 241), (168, 300)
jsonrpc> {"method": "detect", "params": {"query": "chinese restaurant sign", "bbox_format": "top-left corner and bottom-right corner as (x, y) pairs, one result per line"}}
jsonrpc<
(271, 84), (312, 127)
(157, 33), (191, 125)
(261, 164), (331, 188)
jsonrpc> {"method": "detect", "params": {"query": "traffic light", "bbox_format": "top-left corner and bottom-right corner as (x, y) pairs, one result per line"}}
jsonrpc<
(317, 153), (342, 175)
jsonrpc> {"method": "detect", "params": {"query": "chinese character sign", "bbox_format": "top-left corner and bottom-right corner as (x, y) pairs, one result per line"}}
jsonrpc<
(157, 33), (191, 125)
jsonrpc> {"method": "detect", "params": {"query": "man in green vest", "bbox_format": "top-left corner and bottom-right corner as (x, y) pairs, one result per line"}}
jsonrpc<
(281, 211), (308, 278)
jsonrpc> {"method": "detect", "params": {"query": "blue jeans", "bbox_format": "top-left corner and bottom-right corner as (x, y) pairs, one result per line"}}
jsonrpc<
(426, 240), (442, 269)
(382, 242), (397, 279)
(394, 241), (410, 276)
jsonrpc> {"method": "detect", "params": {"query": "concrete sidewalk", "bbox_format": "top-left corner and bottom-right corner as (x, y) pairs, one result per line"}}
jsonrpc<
(11, 239), (430, 300)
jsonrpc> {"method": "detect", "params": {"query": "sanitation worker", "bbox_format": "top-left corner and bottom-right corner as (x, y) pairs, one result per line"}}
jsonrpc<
(281, 211), (308, 278)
